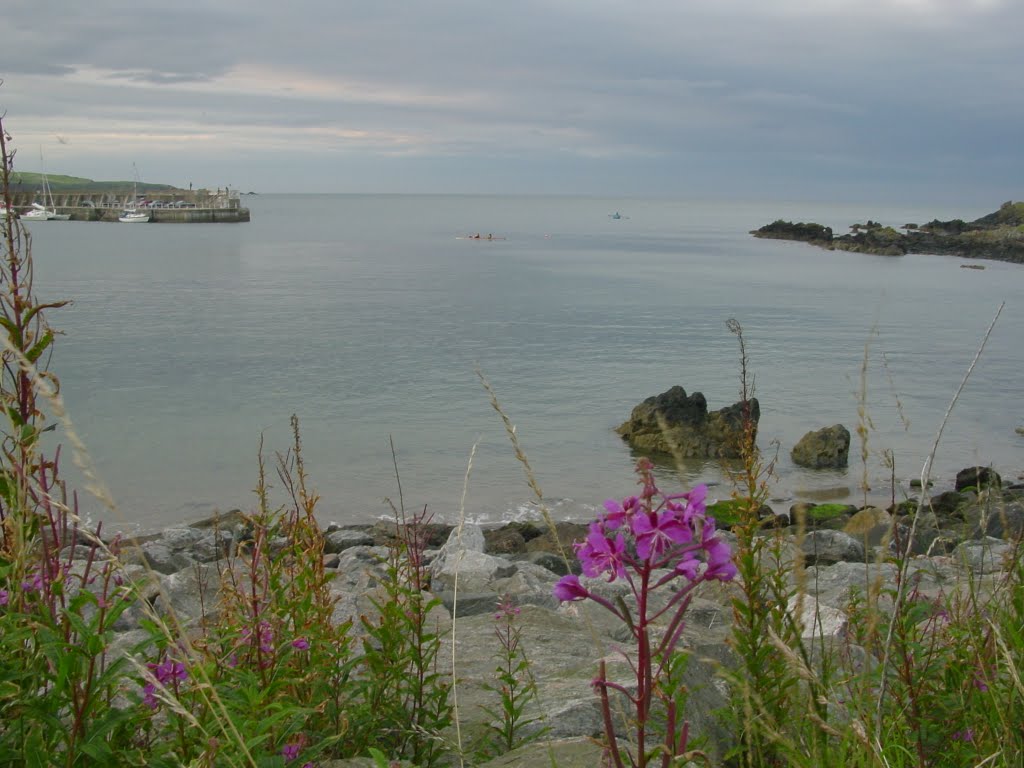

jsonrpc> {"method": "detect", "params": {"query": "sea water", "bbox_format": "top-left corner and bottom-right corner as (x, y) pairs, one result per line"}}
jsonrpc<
(22, 195), (1024, 533)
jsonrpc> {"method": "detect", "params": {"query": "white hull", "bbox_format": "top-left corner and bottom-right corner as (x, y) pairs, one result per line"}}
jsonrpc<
(119, 210), (151, 223)
(22, 205), (70, 221)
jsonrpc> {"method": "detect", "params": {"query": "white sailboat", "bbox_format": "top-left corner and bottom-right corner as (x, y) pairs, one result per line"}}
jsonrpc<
(21, 150), (70, 221)
(119, 164), (151, 223)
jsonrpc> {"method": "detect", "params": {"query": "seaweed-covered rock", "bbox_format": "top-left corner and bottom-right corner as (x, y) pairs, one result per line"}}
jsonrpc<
(750, 219), (833, 245)
(751, 203), (1024, 263)
(615, 385), (758, 458)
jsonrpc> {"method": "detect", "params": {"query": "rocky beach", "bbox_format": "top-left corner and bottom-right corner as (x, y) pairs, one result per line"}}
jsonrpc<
(94, 464), (1024, 766)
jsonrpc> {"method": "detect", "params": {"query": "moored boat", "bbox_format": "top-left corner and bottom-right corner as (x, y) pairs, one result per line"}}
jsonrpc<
(118, 208), (151, 223)
(22, 150), (71, 221)
(119, 163), (151, 223)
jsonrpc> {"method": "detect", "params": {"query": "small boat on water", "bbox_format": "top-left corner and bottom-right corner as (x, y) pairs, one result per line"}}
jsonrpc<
(119, 163), (151, 223)
(456, 233), (505, 240)
(22, 202), (70, 221)
(118, 208), (151, 224)
(22, 150), (70, 221)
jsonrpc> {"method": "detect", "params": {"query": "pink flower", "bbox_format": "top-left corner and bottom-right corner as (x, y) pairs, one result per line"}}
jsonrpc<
(674, 552), (700, 580)
(631, 509), (693, 561)
(291, 638), (310, 651)
(21, 572), (43, 593)
(701, 520), (737, 581)
(602, 496), (640, 530)
(553, 574), (589, 602)
(704, 537), (736, 581)
(576, 526), (627, 581)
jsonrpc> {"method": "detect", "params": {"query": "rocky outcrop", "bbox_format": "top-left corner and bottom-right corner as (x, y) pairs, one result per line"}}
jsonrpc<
(750, 219), (833, 246)
(751, 201), (1024, 263)
(791, 424), (851, 468)
(615, 385), (759, 458)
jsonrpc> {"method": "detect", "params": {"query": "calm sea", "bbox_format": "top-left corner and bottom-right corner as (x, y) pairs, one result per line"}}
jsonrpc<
(22, 195), (1024, 534)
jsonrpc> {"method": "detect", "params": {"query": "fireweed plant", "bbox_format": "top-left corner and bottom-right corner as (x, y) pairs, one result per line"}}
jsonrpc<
(0, 115), (148, 765)
(475, 595), (548, 760)
(553, 458), (737, 768)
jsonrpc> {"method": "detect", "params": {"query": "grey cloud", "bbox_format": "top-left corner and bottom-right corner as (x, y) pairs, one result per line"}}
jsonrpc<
(1, 0), (1021, 200)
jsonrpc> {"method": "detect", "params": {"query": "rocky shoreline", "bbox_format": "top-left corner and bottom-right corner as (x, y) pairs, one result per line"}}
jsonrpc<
(751, 200), (1024, 263)
(84, 465), (1024, 766)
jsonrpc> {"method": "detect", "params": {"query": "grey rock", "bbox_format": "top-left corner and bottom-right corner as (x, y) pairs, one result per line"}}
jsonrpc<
(136, 541), (194, 575)
(193, 531), (234, 562)
(324, 529), (375, 554)
(150, 563), (226, 624)
(431, 549), (518, 593)
(955, 466), (1002, 491)
(788, 595), (848, 638)
(801, 530), (865, 565)
(965, 500), (1024, 540)
(160, 526), (205, 550)
(518, 550), (573, 575)
(791, 424), (851, 469)
(615, 385), (759, 458)
(954, 537), (1014, 574)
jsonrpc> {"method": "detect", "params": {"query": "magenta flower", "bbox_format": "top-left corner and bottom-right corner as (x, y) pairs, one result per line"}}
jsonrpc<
(494, 594), (522, 620)
(281, 734), (307, 761)
(576, 526), (627, 581)
(602, 496), (640, 530)
(684, 483), (708, 509)
(0, 589), (8, 606)
(142, 658), (188, 709)
(20, 572), (43, 593)
(631, 509), (693, 561)
(553, 574), (589, 602)
(704, 537), (737, 581)
(674, 551), (700, 580)
(291, 638), (310, 651)
(242, 620), (275, 654)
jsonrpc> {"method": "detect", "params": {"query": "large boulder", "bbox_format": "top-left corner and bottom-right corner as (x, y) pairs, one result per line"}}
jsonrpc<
(955, 466), (1002, 491)
(791, 424), (851, 469)
(615, 386), (759, 458)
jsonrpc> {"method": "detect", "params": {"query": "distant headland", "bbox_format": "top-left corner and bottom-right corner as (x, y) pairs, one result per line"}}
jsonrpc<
(751, 201), (1024, 264)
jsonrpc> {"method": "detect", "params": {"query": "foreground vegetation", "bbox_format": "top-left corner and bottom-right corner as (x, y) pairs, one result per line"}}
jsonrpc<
(2, 114), (1022, 767)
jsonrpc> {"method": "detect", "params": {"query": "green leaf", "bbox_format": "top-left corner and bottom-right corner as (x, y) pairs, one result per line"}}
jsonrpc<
(0, 317), (21, 348)
(25, 329), (53, 364)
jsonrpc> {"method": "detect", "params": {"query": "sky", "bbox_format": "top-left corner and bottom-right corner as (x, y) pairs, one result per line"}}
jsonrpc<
(1, 0), (1021, 203)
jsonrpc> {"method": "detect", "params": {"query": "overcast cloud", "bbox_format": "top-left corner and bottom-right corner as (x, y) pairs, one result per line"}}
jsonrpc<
(1, 0), (1020, 202)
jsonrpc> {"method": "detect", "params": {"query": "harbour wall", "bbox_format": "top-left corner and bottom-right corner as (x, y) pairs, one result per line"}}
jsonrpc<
(5, 189), (251, 223)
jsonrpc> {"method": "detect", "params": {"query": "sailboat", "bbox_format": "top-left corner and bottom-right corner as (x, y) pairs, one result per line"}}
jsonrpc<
(119, 164), (151, 223)
(21, 149), (70, 221)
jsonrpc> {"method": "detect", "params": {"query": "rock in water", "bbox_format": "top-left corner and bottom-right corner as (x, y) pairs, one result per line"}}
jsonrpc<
(791, 424), (851, 468)
(955, 465), (1001, 491)
(615, 385), (759, 458)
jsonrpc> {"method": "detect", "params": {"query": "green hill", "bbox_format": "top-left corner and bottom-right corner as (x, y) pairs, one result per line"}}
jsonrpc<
(9, 171), (179, 193)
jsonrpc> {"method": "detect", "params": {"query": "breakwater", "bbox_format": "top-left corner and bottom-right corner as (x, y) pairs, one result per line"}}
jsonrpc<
(5, 188), (250, 223)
